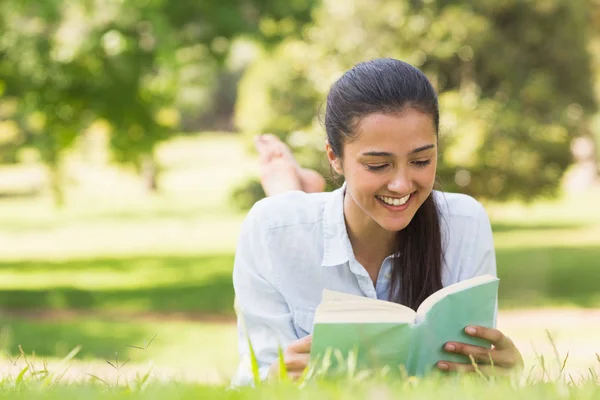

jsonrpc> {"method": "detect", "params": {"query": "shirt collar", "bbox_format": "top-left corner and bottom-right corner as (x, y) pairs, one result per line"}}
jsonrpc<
(321, 182), (403, 267)
(321, 182), (354, 267)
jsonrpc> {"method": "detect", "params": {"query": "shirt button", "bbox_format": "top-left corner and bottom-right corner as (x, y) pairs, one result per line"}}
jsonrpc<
(385, 272), (392, 280)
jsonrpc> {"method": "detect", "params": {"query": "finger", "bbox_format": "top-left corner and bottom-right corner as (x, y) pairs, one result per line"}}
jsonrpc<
(288, 335), (312, 354)
(444, 342), (495, 364)
(284, 353), (310, 371)
(465, 326), (512, 349)
(446, 340), (523, 369)
(436, 361), (513, 376)
(288, 370), (306, 381)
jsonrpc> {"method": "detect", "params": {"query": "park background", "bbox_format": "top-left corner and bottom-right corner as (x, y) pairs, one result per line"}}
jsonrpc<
(0, 0), (600, 386)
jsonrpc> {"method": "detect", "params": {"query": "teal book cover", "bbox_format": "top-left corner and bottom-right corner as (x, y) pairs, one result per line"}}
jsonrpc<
(310, 275), (499, 376)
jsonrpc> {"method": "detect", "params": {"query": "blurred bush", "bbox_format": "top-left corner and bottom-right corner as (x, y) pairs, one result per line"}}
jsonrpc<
(0, 0), (319, 204)
(235, 0), (597, 207)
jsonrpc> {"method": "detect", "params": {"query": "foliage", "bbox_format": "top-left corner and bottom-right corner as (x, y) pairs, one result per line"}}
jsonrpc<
(236, 0), (597, 203)
(0, 0), (318, 203)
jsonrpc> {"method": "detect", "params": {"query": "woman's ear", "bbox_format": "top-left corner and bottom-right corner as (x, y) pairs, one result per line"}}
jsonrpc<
(325, 142), (343, 175)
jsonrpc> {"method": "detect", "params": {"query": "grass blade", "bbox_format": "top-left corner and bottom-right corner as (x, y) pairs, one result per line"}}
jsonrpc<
(49, 365), (71, 388)
(277, 344), (288, 381)
(545, 329), (563, 378)
(488, 353), (496, 383)
(16, 365), (29, 385)
(61, 346), (82, 365)
(247, 336), (261, 386)
(560, 351), (569, 375)
(469, 354), (486, 381)
(136, 366), (154, 390)
(88, 374), (109, 387)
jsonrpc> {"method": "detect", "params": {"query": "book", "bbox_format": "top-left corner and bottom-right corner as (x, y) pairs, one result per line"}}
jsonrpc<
(309, 274), (499, 377)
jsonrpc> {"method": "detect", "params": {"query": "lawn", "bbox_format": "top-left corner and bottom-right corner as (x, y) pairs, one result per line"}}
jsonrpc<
(0, 133), (599, 385)
(1, 376), (600, 400)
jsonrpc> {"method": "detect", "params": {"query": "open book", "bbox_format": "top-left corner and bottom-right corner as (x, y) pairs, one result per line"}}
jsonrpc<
(310, 274), (499, 376)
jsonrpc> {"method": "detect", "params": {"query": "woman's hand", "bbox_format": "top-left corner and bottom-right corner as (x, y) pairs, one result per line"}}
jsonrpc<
(437, 326), (523, 375)
(268, 335), (312, 380)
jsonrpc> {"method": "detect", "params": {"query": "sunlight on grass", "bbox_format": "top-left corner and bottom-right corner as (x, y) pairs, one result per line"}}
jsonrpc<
(0, 255), (233, 290)
(0, 133), (257, 230)
(1, 133), (600, 390)
(0, 317), (238, 384)
(1, 315), (600, 387)
(0, 134), (257, 260)
(486, 187), (600, 224)
(0, 256), (236, 314)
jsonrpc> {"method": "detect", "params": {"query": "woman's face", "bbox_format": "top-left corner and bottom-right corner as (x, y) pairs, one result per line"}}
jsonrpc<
(327, 108), (438, 233)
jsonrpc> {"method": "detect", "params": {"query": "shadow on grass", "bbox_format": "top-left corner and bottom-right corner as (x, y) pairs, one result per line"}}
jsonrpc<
(0, 254), (236, 315)
(497, 245), (600, 308)
(0, 253), (234, 273)
(491, 222), (588, 233)
(1, 317), (154, 360)
(1, 246), (600, 317)
(0, 276), (235, 315)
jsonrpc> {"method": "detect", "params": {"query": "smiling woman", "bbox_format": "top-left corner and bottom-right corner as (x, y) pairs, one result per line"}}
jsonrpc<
(233, 58), (523, 385)
(331, 111), (438, 235)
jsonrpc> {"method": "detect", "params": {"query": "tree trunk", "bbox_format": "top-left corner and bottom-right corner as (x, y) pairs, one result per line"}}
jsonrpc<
(48, 161), (65, 207)
(141, 154), (158, 193)
(564, 133), (599, 191)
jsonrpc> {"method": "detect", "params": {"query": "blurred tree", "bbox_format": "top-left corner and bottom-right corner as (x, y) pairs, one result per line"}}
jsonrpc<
(235, 0), (597, 206)
(589, 0), (600, 174)
(0, 0), (318, 204)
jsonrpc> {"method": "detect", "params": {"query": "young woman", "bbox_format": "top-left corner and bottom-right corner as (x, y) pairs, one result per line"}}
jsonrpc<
(233, 58), (523, 385)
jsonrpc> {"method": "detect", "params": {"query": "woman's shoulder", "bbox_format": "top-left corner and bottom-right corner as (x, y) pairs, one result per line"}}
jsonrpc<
(245, 190), (334, 231)
(433, 190), (490, 223)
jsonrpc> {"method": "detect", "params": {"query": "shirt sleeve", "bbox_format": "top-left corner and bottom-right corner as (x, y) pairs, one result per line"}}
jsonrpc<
(469, 202), (497, 279)
(461, 201), (498, 327)
(231, 202), (299, 386)
(458, 199), (498, 328)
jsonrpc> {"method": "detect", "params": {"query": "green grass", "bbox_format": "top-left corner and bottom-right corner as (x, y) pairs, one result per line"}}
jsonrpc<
(0, 371), (599, 399)
(498, 245), (600, 308)
(0, 241), (598, 316)
(0, 317), (238, 381)
(0, 254), (235, 315)
(1, 133), (600, 387)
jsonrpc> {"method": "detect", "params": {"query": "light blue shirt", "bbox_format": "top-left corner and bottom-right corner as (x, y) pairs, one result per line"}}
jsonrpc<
(232, 185), (496, 385)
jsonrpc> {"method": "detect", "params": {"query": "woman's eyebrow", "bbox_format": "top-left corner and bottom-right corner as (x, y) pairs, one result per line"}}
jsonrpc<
(409, 144), (435, 155)
(361, 144), (435, 157)
(361, 151), (393, 157)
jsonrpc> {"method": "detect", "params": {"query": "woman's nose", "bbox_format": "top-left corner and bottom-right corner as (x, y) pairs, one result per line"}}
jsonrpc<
(387, 171), (411, 193)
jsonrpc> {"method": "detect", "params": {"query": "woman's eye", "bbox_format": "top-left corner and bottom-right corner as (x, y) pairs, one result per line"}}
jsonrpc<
(366, 164), (389, 172)
(413, 160), (431, 167)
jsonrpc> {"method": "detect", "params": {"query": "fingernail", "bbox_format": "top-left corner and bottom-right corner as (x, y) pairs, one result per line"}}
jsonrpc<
(438, 362), (449, 370)
(445, 344), (455, 352)
(465, 326), (476, 335)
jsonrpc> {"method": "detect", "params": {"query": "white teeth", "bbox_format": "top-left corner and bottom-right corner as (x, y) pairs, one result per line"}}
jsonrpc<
(377, 194), (411, 206)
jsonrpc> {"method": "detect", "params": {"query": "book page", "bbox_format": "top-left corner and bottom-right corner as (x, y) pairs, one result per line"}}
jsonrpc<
(315, 289), (416, 324)
(415, 274), (498, 323)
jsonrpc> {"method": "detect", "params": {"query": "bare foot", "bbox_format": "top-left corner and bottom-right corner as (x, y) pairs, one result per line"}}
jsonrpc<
(298, 168), (327, 194)
(255, 135), (302, 196)
(254, 134), (326, 196)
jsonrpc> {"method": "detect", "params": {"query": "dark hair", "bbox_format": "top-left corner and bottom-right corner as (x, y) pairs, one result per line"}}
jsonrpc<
(325, 58), (443, 311)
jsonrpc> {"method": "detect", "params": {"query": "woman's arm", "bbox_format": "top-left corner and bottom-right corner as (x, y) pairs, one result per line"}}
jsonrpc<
(231, 204), (300, 385)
